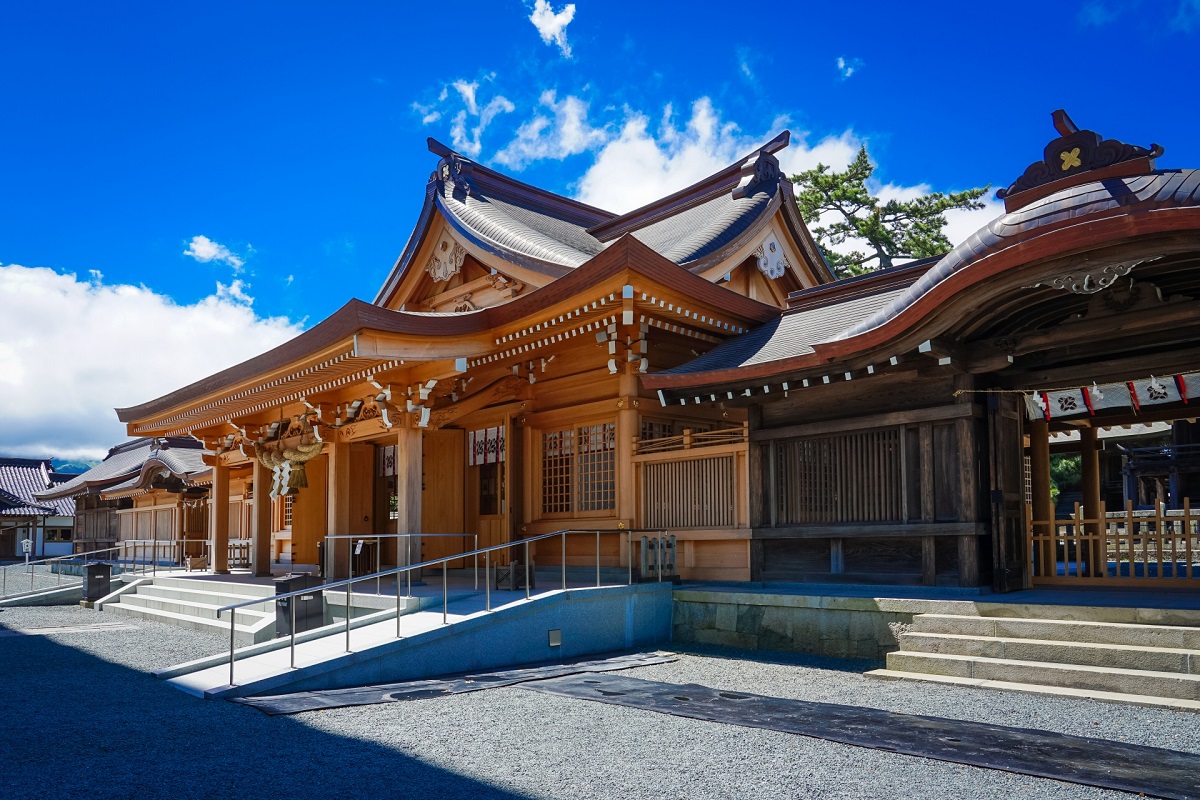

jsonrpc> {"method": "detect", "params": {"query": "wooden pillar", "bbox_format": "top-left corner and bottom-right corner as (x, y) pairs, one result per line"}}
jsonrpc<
(326, 442), (351, 578)
(1028, 419), (1052, 579)
(1080, 426), (1105, 577)
(921, 536), (936, 586)
(251, 455), (273, 577)
(395, 423), (422, 564)
(615, 403), (638, 524)
(210, 463), (230, 574)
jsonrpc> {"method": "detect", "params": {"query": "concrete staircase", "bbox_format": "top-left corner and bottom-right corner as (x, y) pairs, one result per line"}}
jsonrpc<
(103, 577), (277, 645)
(869, 611), (1200, 710)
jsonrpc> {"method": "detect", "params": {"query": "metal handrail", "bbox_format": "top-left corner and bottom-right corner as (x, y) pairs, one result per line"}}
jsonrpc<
(322, 533), (478, 595)
(1, 544), (121, 599)
(218, 528), (645, 687)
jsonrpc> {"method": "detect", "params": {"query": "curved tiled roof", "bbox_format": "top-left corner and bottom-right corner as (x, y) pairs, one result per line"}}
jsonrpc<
(375, 132), (833, 306)
(644, 169), (1200, 391)
(837, 169), (1200, 342)
(35, 438), (206, 501)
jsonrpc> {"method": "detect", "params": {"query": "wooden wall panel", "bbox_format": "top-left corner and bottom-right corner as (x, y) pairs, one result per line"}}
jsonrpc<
(292, 454), (327, 564)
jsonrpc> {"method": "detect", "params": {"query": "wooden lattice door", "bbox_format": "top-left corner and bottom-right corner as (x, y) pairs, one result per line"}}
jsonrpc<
(988, 393), (1028, 592)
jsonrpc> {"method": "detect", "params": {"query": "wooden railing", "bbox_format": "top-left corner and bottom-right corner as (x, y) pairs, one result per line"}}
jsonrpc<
(1028, 499), (1200, 585)
(632, 423), (747, 455)
(633, 426), (747, 530)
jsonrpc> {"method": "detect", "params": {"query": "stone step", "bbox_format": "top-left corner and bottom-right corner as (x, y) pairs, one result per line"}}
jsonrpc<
(149, 576), (277, 598)
(116, 593), (273, 625)
(864, 669), (1200, 712)
(900, 632), (1200, 674)
(884, 650), (1200, 701)
(106, 602), (274, 645)
(134, 584), (276, 611)
(910, 613), (1200, 649)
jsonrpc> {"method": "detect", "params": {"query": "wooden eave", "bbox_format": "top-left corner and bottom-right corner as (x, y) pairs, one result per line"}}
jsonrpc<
(643, 202), (1200, 395)
(120, 236), (777, 436)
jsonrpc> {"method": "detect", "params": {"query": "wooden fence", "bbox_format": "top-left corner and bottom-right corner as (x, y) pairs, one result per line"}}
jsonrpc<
(1028, 499), (1200, 586)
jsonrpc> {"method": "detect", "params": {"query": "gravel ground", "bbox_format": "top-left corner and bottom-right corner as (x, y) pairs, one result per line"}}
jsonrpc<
(1, 605), (1195, 800)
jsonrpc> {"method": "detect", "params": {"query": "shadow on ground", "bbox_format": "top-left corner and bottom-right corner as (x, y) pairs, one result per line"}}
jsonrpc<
(0, 616), (533, 800)
(670, 641), (883, 673)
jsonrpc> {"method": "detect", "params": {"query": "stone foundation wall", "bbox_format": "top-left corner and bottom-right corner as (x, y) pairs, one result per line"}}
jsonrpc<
(672, 590), (935, 661)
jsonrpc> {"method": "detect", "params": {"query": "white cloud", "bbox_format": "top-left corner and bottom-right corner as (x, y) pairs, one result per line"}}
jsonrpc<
(183, 234), (245, 272)
(529, 0), (575, 57)
(836, 56), (863, 79)
(0, 264), (302, 460)
(1172, 0), (1200, 31)
(411, 100), (442, 125)
(446, 80), (515, 157)
(573, 97), (860, 213)
(494, 91), (607, 169)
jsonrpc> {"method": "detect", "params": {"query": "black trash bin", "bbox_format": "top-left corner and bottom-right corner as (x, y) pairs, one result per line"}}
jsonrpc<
(82, 562), (111, 601)
(275, 573), (324, 637)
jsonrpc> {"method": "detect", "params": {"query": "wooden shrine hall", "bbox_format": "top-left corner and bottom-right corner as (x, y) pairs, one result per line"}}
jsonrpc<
(116, 112), (1200, 593)
(116, 132), (830, 582)
(644, 111), (1200, 591)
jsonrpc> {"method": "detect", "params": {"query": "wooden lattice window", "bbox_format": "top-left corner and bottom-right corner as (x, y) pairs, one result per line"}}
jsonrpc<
(576, 423), (616, 512)
(776, 428), (904, 524)
(283, 495), (294, 528)
(541, 429), (575, 515)
(540, 423), (616, 516)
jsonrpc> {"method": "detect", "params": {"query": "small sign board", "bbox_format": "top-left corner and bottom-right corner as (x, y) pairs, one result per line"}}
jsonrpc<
(20, 538), (32, 554)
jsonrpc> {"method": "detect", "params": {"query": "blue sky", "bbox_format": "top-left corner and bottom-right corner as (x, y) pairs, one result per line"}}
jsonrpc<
(2, 0), (1198, 458)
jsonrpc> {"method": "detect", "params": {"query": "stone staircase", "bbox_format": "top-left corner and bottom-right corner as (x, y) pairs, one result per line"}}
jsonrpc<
(102, 577), (277, 645)
(868, 611), (1200, 710)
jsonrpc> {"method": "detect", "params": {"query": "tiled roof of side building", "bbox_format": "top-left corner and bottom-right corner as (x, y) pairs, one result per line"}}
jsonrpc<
(0, 486), (55, 516)
(34, 437), (205, 501)
(0, 458), (74, 516)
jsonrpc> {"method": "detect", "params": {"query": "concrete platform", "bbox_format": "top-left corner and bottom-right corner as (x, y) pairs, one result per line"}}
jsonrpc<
(166, 582), (673, 700)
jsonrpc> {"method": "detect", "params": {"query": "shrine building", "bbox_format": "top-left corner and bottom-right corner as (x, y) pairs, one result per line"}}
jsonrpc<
(115, 112), (1200, 594)
(115, 132), (829, 582)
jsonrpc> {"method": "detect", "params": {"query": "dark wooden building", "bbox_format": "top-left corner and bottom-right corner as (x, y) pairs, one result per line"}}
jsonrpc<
(644, 111), (1200, 591)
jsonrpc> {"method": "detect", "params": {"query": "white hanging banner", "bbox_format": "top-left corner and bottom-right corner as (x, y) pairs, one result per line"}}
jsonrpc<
(468, 426), (505, 466)
(1024, 371), (1197, 421)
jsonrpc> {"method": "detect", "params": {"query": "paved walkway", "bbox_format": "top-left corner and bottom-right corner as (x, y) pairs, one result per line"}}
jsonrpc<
(2, 604), (1197, 800)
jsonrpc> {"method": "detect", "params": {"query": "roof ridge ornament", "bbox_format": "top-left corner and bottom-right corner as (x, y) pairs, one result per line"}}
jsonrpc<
(732, 149), (782, 200)
(996, 110), (1164, 210)
(427, 137), (476, 199)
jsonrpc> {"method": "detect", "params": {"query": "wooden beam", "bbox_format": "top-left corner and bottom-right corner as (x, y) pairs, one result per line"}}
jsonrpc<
(752, 403), (981, 442)
(1005, 343), (1200, 389)
(426, 374), (534, 430)
(752, 522), (985, 539)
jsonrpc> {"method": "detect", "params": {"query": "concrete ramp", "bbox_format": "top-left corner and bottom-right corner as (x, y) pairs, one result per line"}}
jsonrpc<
(167, 582), (672, 699)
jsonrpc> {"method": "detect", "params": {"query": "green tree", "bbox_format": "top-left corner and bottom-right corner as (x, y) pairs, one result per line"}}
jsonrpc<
(791, 146), (989, 277)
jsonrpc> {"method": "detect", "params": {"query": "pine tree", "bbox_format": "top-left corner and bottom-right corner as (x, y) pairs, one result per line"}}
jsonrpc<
(791, 146), (988, 277)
